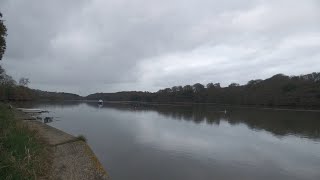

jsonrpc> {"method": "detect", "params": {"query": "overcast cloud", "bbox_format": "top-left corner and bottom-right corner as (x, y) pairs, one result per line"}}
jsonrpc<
(0, 0), (319, 95)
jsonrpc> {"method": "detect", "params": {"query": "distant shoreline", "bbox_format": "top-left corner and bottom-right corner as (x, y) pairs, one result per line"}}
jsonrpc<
(96, 100), (320, 112)
(14, 99), (320, 112)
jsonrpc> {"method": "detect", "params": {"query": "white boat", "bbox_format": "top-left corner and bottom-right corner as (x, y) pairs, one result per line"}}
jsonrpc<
(98, 99), (103, 104)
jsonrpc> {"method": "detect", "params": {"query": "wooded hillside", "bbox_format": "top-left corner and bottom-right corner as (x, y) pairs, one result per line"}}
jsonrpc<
(87, 72), (320, 107)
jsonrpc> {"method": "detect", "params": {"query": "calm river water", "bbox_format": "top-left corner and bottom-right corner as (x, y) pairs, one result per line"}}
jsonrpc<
(19, 101), (320, 180)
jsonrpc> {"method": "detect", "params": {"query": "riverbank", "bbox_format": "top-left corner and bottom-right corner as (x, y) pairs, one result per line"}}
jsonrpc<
(0, 104), (51, 179)
(0, 104), (109, 179)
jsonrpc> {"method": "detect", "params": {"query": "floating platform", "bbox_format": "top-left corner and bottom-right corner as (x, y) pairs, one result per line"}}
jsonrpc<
(17, 108), (49, 113)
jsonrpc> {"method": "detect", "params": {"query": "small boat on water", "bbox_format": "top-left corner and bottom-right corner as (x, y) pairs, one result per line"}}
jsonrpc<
(98, 99), (103, 104)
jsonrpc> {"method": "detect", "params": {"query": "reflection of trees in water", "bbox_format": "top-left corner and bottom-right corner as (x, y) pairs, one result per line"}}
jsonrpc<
(227, 110), (320, 139)
(14, 100), (83, 109)
(158, 106), (320, 140)
(154, 105), (225, 125)
(86, 102), (320, 140)
(172, 107), (320, 140)
(30, 101), (320, 140)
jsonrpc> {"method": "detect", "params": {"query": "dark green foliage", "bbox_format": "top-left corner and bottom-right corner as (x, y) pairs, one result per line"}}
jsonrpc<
(0, 12), (7, 60)
(87, 72), (320, 108)
(282, 83), (297, 93)
(0, 86), (82, 101)
(229, 83), (240, 87)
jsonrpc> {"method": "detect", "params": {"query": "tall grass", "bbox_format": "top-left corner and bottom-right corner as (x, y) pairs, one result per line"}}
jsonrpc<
(0, 104), (51, 179)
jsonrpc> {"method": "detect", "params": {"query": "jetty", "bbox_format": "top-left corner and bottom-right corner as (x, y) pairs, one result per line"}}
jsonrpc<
(17, 108), (49, 113)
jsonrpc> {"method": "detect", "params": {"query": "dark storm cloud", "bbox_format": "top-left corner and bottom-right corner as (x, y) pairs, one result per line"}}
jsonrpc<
(0, 0), (319, 95)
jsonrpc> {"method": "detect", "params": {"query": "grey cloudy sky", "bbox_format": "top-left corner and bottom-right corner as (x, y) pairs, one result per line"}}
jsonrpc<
(0, 0), (319, 95)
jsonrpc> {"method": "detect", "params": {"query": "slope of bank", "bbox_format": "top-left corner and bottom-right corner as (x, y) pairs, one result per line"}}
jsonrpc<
(22, 119), (109, 180)
(0, 104), (109, 180)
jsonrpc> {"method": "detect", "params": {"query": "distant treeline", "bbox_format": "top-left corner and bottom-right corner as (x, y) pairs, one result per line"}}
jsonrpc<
(87, 72), (320, 107)
(0, 86), (82, 101)
(0, 66), (81, 101)
(1, 69), (320, 107)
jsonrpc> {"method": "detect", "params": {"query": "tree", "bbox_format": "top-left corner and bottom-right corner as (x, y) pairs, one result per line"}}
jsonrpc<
(0, 74), (15, 86)
(0, 12), (7, 60)
(163, 88), (172, 93)
(213, 83), (221, 88)
(0, 66), (15, 86)
(176, 86), (183, 92)
(19, 78), (30, 87)
(207, 82), (221, 89)
(192, 83), (205, 93)
(0, 65), (4, 76)
(183, 85), (193, 92)
(247, 79), (262, 86)
(228, 83), (240, 87)
(206, 83), (214, 89)
(171, 86), (179, 92)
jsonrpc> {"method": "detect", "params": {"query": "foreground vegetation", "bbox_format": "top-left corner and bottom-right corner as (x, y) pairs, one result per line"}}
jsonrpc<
(0, 104), (50, 179)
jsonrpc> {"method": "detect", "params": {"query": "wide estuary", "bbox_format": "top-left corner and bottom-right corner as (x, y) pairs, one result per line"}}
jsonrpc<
(18, 102), (320, 180)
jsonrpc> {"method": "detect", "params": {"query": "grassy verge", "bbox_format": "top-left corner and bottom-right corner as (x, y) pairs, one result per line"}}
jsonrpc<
(0, 104), (51, 179)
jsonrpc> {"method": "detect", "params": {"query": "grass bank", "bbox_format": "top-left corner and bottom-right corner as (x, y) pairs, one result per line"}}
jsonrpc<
(0, 104), (51, 179)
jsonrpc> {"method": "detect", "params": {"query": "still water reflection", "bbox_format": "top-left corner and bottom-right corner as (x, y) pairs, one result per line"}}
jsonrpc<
(19, 101), (320, 180)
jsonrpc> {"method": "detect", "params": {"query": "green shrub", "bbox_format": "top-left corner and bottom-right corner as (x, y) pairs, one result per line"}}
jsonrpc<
(0, 104), (51, 179)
